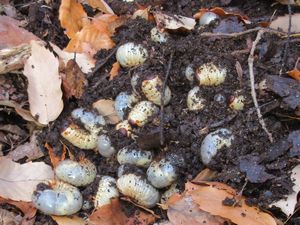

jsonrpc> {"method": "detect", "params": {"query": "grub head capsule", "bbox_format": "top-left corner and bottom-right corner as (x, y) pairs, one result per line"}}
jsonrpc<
(147, 158), (178, 188)
(200, 128), (234, 165)
(32, 181), (83, 216)
(116, 42), (148, 68)
(117, 173), (160, 208)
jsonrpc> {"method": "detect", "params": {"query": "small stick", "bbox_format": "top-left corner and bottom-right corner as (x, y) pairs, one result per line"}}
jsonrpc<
(160, 51), (174, 146)
(248, 30), (274, 143)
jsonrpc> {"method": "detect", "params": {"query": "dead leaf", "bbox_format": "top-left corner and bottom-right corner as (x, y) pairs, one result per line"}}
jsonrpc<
(93, 99), (120, 124)
(45, 143), (66, 168)
(50, 43), (95, 73)
(153, 11), (196, 32)
(0, 16), (39, 49)
(62, 59), (87, 99)
(0, 197), (37, 225)
(194, 7), (250, 24)
(0, 43), (31, 74)
(132, 7), (153, 21)
(0, 157), (54, 201)
(59, 0), (89, 38)
(168, 195), (225, 225)
(51, 215), (85, 225)
(87, 0), (114, 14)
(7, 131), (44, 162)
(287, 68), (300, 81)
(0, 100), (43, 126)
(0, 208), (22, 225)
(269, 13), (300, 33)
(270, 164), (300, 215)
(65, 14), (124, 54)
(185, 182), (277, 225)
(276, 0), (300, 6)
(23, 41), (64, 125)
(266, 75), (300, 110)
(109, 61), (120, 80)
(192, 168), (218, 182)
(88, 199), (156, 225)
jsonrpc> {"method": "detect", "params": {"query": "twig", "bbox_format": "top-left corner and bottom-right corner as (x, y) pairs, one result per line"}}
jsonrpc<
(160, 51), (174, 146)
(248, 30), (274, 143)
(200, 27), (286, 38)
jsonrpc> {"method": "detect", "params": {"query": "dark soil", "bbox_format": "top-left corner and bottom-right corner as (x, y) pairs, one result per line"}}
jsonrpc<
(1, 0), (300, 224)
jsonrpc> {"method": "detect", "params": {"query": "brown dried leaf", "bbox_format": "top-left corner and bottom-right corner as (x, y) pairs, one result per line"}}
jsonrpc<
(0, 197), (37, 225)
(186, 182), (277, 225)
(0, 157), (54, 201)
(192, 168), (218, 182)
(0, 100), (42, 126)
(59, 0), (89, 38)
(62, 59), (87, 99)
(7, 131), (44, 162)
(153, 11), (196, 32)
(65, 14), (124, 54)
(0, 16), (39, 49)
(87, 0), (114, 14)
(194, 7), (250, 24)
(109, 61), (120, 80)
(270, 164), (300, 215)
(45, 143), (66, 168)
(93, 99), (120, 124)
(23, 41), (63, 125)
(51, 215), (85, 225)
(88, 199), (156, 225)
(287, 69), (300, 81)
(50, 43), (95, 73)
(168, 195), (225, 225)
(269, 13), (300, 33)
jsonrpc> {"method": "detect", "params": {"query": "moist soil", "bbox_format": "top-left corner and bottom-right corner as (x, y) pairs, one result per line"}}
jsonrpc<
(1, 0), (300, 224)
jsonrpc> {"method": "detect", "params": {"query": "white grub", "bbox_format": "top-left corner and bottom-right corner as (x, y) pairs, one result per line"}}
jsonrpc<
(32, 181), (83, 216)
(161, 183), (180, 204)
(128, 101), (159, 127)
(117, 147), (153, 168)
(199, 12), (220, 26)
(187, 86), (206, 111)
(71, 108), (105, 134)
(147, 159), (178, 188)
(55, 159), (96, 187)
(196, 63), (226, 86)
(94, 176), (119, 208)
(97, 134), (116, 158)
(200, 128), (234, 165)
(141, 75), (171, 106)
(116, 42), (148, 68)
(150, 27), (168, 43)
(115, 120), (133, 137)
(61, 123), (98, 149)
(229, 94), (245, 111)
(117, 173), (160, 208)
(185, 64), (194, 82)
(114, 92), (139, 120)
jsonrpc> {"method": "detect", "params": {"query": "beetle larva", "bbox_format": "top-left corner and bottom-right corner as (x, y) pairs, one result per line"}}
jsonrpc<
(117, 173), (160, 208)
(55, 158), (96, 187)
(32, 181), (83, 216)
